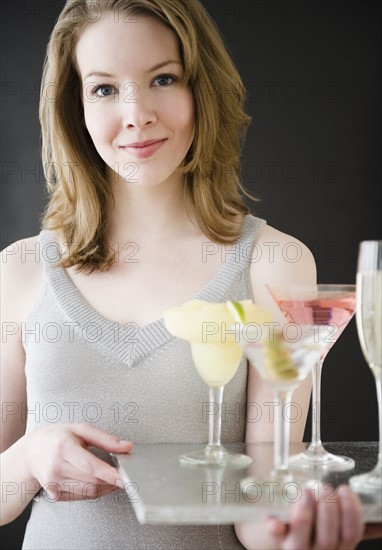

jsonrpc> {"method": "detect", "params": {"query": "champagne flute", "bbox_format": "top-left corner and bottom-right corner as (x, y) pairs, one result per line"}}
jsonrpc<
(267, 284), (356, 472)
(350, 241), (382, 493)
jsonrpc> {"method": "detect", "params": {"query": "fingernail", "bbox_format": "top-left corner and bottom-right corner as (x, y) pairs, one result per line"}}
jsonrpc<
(338, 484), (352, 497)
(266, 516), (286, 537)
(301, 489), (313, 505)
(115, 479), (124, 489)
(118, 439), (132, 445)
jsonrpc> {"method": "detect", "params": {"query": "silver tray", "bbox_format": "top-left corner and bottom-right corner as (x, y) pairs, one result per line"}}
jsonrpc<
(114, 442), (382, 524)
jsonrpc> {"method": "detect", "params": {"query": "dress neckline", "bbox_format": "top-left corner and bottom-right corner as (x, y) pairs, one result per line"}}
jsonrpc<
(40, 214), (265, 366)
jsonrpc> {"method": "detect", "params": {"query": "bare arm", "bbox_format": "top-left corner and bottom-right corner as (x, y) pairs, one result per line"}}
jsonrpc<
(0, 239), (133, 525)
(1, 238), (42, 522)
(245, 225), (316, 444)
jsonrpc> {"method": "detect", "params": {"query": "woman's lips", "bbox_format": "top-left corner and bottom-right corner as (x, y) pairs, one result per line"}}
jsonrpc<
(120, 139), (167, 159)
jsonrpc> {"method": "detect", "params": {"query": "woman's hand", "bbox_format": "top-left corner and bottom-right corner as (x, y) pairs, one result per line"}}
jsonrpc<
(266, 484), (364, 550)
(24, 423), (133, 501)
(236, 483), (382, 549)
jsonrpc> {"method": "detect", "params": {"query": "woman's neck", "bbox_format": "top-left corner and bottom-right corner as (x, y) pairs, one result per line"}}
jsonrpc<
(106, 171), (198, 245)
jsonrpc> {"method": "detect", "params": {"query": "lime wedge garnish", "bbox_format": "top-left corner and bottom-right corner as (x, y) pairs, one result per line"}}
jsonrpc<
(226, 301), (245, 323)
(264, 333), (298, 381)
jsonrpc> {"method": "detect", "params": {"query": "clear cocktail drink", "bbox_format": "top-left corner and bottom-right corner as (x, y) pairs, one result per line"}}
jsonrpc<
(238, 327), (326, 489)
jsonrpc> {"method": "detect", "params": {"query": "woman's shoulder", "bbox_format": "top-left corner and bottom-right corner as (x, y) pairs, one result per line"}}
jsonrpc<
(1, 235), (45, 323)
(1, 234), (43, 274)
(256, 223), (313, 250)
(250, 223), (316, 288)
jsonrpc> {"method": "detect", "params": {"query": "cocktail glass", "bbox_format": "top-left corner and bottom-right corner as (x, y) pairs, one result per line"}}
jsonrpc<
(267, 284), (356, 472)
(163, 300), (271, 467)
(238, 326), (325, 489)
(182, 340), (252, 467)
(350, 241), (382, 494)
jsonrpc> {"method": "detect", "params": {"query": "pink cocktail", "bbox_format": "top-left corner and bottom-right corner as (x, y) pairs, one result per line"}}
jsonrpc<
(267, 285), (356, 472)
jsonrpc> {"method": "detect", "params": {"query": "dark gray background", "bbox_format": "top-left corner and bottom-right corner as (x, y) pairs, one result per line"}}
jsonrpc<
(1, 0), (381, 548)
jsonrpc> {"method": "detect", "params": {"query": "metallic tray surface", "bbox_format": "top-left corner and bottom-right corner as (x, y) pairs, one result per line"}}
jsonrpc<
(115, 442), (382, 524)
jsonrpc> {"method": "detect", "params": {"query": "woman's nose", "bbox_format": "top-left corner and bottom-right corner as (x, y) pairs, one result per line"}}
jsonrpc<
(121, 85), (157, 129)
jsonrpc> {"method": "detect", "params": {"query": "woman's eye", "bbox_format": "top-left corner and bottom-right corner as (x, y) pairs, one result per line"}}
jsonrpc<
(92, 85), (115, 97)
(153, 74), (176, 86)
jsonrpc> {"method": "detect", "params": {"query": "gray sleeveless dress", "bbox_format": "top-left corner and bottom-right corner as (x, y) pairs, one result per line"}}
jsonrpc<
(22, 215), (266, 550)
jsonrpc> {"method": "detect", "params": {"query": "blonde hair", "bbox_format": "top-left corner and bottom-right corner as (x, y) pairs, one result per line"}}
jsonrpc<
(41, 0), (255, 271)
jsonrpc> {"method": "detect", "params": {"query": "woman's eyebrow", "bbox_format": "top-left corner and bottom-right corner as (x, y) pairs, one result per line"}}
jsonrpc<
(145, 59), (181, 73)
(83, 71), (114, 80)
(84, 60), (181, 81)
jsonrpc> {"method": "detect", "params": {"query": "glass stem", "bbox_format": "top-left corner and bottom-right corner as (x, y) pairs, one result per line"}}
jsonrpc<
(274, 389), (293, 471)
(208, 386), (224, 448)
(310, 359), (324, 450)
(374, 371), (382, 469)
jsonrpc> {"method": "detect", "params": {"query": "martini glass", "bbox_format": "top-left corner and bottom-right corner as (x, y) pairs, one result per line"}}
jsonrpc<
(267, 284), (356, 472)
(350, 241), (382, 494)
(238, 326), (325, 490)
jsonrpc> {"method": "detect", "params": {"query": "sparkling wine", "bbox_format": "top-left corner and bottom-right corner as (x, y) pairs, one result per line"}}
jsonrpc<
(356, 271), (382, 377)
(349, 242), (382, 493)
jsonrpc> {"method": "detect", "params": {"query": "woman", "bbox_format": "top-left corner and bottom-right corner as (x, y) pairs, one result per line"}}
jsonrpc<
(0, 0), (371, 548)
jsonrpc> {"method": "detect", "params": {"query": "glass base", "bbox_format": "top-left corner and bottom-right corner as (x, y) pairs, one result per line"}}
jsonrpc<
(179, 444), (252, 468)
(288, 446), (355, 472)
(349, 467), (382, 495)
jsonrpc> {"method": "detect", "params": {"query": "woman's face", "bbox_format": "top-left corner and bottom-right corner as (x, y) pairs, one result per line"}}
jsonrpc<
(75, 12), (195, 188)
